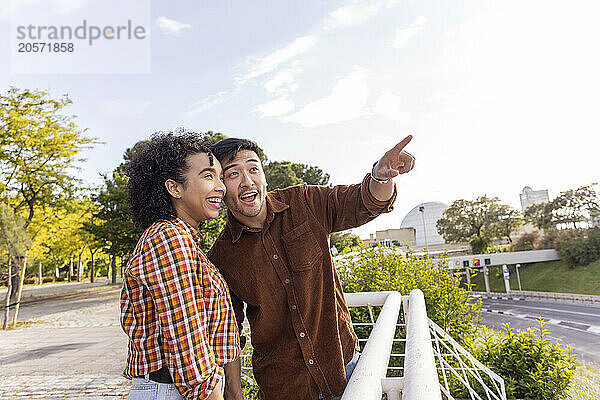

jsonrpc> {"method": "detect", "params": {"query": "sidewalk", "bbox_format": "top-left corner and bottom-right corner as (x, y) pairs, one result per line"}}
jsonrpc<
(0, 286), (129, 399)
(0, 279), (123, 304)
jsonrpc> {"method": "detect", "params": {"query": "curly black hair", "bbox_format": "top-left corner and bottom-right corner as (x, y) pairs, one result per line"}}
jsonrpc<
(210, 137), (263, 164)
(126, 131), (214, 230)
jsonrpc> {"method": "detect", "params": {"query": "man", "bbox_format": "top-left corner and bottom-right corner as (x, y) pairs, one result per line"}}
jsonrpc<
(208, 136), (415, 400)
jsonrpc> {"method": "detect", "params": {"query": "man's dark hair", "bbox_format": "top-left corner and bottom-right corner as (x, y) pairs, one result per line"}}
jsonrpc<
(126, 131), (213, 230)
(210, 138), (262, 165)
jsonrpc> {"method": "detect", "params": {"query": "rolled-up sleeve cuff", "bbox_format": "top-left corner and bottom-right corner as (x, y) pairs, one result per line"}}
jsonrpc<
(361, 173), (397, 214)
(188, 365), (224, 400)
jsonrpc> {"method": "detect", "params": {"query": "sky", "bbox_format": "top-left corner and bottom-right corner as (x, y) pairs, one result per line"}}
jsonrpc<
(1, 0), (599, 239)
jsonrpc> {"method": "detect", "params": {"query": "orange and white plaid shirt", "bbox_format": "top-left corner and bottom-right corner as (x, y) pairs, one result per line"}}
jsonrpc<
(120, 218), (240, 399)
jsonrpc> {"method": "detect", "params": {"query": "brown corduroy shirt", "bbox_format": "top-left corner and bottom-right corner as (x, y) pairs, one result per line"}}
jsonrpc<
(207, 174), (397, 400)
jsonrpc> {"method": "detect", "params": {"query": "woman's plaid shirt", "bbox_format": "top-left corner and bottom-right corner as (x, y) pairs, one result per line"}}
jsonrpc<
(120, 218), (240, 399)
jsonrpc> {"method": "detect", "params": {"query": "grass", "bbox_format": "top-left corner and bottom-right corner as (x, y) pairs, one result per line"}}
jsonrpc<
(568, 363), (600, 400)
(466, 258), (600, 295)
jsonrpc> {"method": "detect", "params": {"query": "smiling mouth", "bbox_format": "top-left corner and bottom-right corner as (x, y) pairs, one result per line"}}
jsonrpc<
(240, 190), (258, 204)
(207, 197), (222, 208)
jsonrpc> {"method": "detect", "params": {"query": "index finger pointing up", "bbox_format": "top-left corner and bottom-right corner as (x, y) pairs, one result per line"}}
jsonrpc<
(390, 135), (413, 154)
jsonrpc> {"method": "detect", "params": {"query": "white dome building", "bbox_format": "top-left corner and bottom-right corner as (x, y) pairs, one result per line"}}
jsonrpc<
(400, 202), (448, 247)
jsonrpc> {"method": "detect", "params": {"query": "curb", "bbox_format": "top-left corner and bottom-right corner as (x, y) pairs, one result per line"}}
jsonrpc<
(471, 290), (600, 306)
(481, 307), (600, 335)
(17, 283), (122, 306)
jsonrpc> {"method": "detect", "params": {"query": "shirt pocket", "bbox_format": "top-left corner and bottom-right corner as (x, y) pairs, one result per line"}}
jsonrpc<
(282, 222), (321, 272)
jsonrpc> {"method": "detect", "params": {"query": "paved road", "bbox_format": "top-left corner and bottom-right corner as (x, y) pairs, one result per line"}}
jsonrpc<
(0, 286), (129, 399)
(477, 296), (600, 368)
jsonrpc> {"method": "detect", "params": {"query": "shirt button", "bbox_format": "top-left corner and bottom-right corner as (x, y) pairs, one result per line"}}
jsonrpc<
(292, 305), (297, 310)
(273, 254), (279, 259)
(285, 279), (290, 284)
(300, 332), (305, 337)
(308, 359), (314, 365)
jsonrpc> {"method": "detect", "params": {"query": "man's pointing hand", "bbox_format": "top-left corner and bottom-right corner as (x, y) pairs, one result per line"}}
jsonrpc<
(372, 135), (415, 181)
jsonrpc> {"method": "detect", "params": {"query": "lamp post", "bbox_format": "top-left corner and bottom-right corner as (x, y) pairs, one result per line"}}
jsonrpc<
(515, 263), (522, 292)
(418, 206), (428, 248)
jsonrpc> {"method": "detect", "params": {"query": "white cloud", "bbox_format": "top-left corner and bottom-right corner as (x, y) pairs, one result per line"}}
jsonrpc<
(265, 62), (302, 95)
(103, 100), (150, 116)
(371, 91), (410, 122)
(188, 91), (230, 116)
(253, 96), (295, 118)
(393, 16), (426, 48)
(284, 67), (369, 127)
(155, 17), (192, 36)
(324, 0), (399, 30)
(238, 35), (318, 83)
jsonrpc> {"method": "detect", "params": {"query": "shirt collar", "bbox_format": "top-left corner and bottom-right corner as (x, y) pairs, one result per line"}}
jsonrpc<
(227, 192), (290, 243)
(170, 217), (203, 244)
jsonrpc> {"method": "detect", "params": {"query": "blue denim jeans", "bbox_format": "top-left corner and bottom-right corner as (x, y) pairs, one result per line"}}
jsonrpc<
(127, 374), (224, 399)
(319, 350), (361, 400)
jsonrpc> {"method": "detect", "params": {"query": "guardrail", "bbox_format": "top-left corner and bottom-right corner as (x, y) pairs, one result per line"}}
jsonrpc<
(472, 290), (600, 305)
(402, 289), (443, 400)
(241, 289), (506, 399)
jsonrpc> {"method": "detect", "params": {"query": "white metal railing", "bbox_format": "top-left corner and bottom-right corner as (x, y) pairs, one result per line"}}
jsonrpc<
(341, 291), (402, 400)
(240, 289), (506, 400)
(402, 289), (443, 400)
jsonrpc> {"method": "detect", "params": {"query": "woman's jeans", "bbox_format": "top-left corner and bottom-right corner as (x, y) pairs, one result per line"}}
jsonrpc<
(127, 374), (225, 400)
(319, 350), (361, 400)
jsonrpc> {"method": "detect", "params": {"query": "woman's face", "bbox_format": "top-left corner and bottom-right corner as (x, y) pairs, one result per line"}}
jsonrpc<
(171, 152), (225, 227)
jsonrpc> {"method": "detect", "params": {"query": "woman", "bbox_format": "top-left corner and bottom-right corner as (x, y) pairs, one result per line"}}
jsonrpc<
(120, 132), (240, 400)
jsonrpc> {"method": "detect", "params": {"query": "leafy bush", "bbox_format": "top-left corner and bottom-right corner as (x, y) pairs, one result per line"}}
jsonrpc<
(42, 276), (54, 283)
(471, 320), (576, 400)
(336, 246), (481, 342)
(560, 228), (600, 267)
(24, 277), (38, 285)
(509, 232), (540, 252)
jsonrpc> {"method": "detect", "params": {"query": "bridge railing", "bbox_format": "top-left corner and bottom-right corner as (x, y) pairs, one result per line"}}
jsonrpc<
(241, 289), (506, 400)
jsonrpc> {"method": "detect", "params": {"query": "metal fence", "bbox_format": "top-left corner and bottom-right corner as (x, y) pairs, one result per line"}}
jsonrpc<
(240, 289), (506, 400)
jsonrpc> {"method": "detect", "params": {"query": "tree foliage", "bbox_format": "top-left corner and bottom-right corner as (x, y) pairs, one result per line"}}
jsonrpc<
(525, 183), (599, 230)
(336, 246), (481, 341)
(330, 231), (362, 253)
(436, 196), (522, 254)
(470, 321), (575, 400)
(0, 87), (95, 226)
(0, 203), (30, 258)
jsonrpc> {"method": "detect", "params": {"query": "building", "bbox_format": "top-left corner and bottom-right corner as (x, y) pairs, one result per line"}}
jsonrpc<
(519, 186), (549, 212)
(400, 202), (448, 247)
(375, 228), (416, 247)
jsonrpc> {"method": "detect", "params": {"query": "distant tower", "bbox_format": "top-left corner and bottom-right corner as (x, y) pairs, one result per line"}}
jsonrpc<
(520, 186), (549, 212)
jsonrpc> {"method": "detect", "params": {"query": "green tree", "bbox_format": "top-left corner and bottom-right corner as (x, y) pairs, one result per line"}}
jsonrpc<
(436, 196), (502, 254)
(524, 202), (557, 231)
(330, 231), (362, 253)
(0, 203), (31, 329)
(290, 163), (330, 186)
(84, 170), (141, 284)
(0, 87), (95, 226)
(263, 161), (304, 190)
(493, 204), (523, 243)
(0, 87), (94, 324)
(553, 183), (600, 229)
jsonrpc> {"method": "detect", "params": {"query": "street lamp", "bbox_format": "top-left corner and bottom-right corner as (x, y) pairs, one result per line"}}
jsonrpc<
(515, 263), (522, 291)
(418, 205), (428, 248)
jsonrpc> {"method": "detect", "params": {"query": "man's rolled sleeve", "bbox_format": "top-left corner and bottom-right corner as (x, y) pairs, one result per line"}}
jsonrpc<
(141, 227), (221, 399)
(361, 173), (397, 214)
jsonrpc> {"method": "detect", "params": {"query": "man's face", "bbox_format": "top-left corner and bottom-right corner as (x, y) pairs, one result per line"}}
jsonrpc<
(221, 149), (268, 221)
